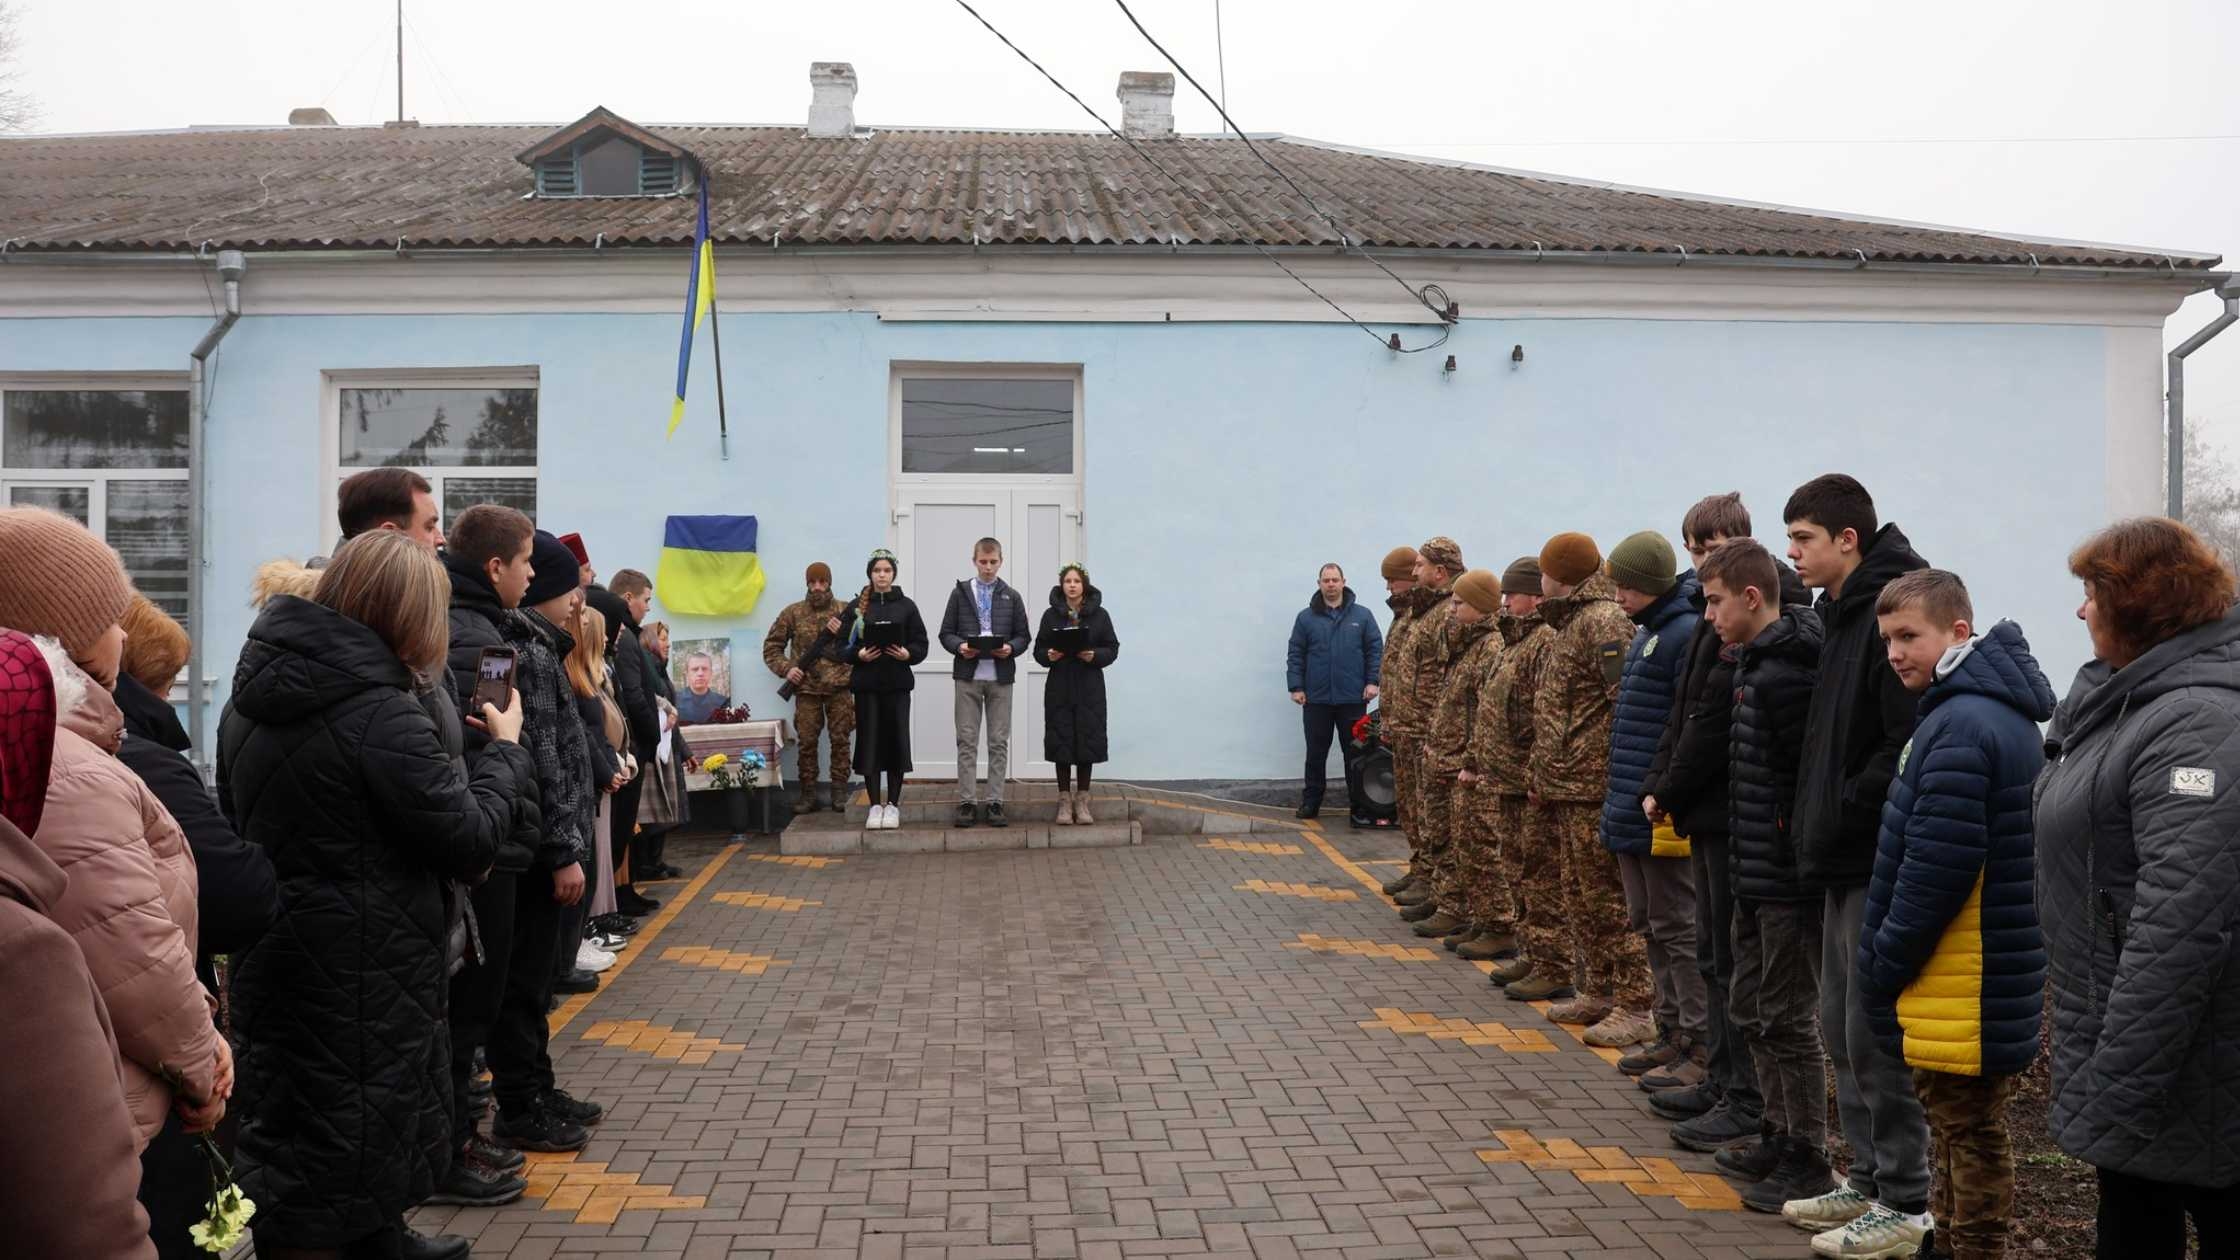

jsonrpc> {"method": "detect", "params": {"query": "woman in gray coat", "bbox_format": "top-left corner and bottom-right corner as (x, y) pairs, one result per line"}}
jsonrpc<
(2034, 517), (2240, 1259)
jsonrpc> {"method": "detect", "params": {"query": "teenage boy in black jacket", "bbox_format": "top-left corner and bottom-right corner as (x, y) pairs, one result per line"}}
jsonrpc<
(938, 538), (1032, 828)
(1780, 474), (1932, 1237)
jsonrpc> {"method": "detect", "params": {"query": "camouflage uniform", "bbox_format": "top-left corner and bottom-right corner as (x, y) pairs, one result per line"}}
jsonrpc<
(1396, 591), (1459, 890)
(1529, 571), (1653, 1009)
(1915, 1069), (2020, 1260)
(1465, 610), (1546, 940)
(1424, 616), (1502, 918)
(1380, 585), (1445, 855)
(762, 594), (856, 791)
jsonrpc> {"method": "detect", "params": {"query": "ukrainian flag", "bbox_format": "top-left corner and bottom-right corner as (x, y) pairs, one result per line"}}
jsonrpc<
(667, 179), (717, 437)
(656, 515), (766, 616)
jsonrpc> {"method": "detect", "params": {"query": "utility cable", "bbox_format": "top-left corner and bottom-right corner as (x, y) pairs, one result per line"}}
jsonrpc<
(1111, 0), (1448, 322)
(948, 0), (1448, 353)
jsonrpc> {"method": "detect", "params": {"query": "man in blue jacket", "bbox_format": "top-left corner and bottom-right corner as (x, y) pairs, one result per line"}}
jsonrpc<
(1287, 563), (1384, 819)
(1847, 570), (2052, 1260)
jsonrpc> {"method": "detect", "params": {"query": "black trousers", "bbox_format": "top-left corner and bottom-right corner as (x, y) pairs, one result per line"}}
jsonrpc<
(1300, 701), (1367, 807)
(1689, 832), (1760, 1111)
(489, 865), (561, 1118)
(139, 1110), (205, 1259)
(610, 775), (644, 884)
(2097, 1167), (2240, 1259)
(448, 870), (518, 1145)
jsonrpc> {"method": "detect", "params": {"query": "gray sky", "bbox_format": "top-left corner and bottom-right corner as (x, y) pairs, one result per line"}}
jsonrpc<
(14, 0), (2240, 455)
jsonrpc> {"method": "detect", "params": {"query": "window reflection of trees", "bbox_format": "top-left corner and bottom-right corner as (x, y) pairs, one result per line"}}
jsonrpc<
(342, 388), (537, 467)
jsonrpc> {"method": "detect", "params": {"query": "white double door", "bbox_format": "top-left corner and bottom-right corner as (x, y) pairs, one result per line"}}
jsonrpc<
(893, 483), (1081, 782)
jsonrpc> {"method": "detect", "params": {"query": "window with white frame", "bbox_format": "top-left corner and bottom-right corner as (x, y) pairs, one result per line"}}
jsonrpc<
(0, 379), (191, 616)
(325, 371), (538, 544)
(896, 372), (1076, 476)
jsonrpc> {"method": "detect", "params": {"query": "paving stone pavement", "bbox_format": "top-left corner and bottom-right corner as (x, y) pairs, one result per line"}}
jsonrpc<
(412, 823), (1809, 1259)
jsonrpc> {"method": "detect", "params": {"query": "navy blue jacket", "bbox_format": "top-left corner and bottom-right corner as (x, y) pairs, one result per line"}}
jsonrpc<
(1857, 622), (2053, 1077)
(1600, 575), (1701, 854)
(1729, 605), (1824, 903)
(1286, 587), (1384, 705)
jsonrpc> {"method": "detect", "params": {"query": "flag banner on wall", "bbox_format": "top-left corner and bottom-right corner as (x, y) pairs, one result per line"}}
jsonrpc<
(657, 514), (766, 617)
(666, 179), (718, 437)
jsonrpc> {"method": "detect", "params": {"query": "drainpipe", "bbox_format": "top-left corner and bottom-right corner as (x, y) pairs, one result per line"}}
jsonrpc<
(187, 250), (246, 777)
(2169, 278), (2240, 518)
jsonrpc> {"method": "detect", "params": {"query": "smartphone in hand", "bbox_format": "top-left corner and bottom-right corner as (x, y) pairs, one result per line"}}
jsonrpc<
(472, 647), (518, 713)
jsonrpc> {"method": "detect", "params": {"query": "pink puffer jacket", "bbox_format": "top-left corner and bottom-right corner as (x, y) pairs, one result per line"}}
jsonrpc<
(36, 650), (217, 1148)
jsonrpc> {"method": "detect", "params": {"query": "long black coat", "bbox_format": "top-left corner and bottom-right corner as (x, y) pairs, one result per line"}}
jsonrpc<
(218, 596), (531, 1247)
(1033, 585), (1120, 765)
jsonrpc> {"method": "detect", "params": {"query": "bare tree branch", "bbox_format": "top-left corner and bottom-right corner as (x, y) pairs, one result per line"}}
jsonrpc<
(0, 1), (37, 133)
(2184, 425), (2240, 571)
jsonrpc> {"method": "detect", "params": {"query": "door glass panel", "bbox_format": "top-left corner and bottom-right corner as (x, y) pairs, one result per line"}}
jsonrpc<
(442, 477), (538, 527)
(3, 390), (188, 469)
(900, 378), (1072, 475)
(106, 480), (190, 617)
(338, 387), (538, 468)
(9, 484), (91, 525)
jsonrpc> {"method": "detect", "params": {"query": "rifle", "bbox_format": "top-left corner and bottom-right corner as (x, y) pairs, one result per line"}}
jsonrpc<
(777, 603), (851, 701)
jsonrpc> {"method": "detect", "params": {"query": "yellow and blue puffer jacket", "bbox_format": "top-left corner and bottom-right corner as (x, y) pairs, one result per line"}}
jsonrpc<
(1856, 620), (2055, 1076)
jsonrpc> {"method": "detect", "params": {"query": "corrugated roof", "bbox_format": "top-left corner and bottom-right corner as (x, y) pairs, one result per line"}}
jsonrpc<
(0, 122), (2217, 269)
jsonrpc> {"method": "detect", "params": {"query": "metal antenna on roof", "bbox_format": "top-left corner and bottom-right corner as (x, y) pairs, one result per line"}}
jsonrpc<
(1214, 0), (1228, 113)
(395, 0), (405, 123)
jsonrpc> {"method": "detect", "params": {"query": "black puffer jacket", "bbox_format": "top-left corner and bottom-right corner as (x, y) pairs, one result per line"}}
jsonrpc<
(444, 555), (541, 872)
(1794, 524), (1929, 886)
(1645, 562), (1808, 841)
(506, 610), (592, 869)
(113, 672), (276, 964)
(834, 587), (930, 693)
(1035, 584), (1121, 765)
(1728, 605), (1824, 902)
(218, 595), (531, 1247)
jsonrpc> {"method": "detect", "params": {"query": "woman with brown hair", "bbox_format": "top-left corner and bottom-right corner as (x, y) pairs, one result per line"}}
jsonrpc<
(2034, 517), (2240, 1258)
(833, 550), (928, 830)
(219, 529), (534, 1260)
(565, 604), (631, 952)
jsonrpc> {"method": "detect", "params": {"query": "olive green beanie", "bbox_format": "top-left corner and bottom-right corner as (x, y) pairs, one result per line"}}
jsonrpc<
(1607, 531), (1678, 596)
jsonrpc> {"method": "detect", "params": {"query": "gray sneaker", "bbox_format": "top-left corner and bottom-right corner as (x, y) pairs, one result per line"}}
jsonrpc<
(1670, 1097), (1762, 1152)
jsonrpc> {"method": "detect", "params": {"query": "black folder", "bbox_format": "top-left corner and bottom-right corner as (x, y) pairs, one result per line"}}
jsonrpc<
(865, 620), (906, 649)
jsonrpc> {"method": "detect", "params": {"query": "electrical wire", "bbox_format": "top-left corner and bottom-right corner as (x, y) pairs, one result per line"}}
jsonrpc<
(947, 0), (1449, 353)
(1110, 0), (1449, 324)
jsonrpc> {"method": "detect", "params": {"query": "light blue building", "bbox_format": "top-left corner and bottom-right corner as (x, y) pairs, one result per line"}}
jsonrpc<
(0, 67), (2224, 782)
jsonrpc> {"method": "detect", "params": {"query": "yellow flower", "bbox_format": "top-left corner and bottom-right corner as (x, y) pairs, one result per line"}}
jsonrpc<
(700, 753), (728, 771)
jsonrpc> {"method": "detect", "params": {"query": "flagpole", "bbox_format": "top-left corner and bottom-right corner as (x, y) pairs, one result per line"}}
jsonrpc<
(709, 283), (730, 462)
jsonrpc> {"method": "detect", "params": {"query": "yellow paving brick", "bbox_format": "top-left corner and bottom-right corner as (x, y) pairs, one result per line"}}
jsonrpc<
(1475, 1131), (1738, 1211)
(1201, 838), (1305, 855)
(712, 890), (825, 912)
(660, 946), (789, 975)
(580, 1017), (743, 1061)
(745, 853), (842, 868)
(513, 1150), (712, 1225)
(1358, 1010), (1559, 1053)
(1233, 879), (1358, 902)
(1287, 933), (1442, 961)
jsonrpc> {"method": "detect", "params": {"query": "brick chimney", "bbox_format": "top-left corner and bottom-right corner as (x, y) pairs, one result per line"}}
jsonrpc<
(808, 62), (858, 138)
(1117, 72), (1173, 139)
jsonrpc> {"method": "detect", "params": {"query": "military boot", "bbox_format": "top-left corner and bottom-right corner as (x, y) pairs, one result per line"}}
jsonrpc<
(1546, 994), (1614, 1026)
(1393, 882), (1435, 907)
(1502, 969), (1576, 1002)
(1411, 910), (1465, 938)
(1398, 899), (1440, 922)
(1380, 870), (1415, 896)
(1455, 931), (1517, 961)
(1486, 957), (1533, 986)
(1441, 922), (1480, 951)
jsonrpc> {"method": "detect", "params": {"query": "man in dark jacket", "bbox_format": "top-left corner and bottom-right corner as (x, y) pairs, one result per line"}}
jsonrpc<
(1287, 563), (1385, 820)
(938, 538), (1032, 828)
(1781, 474), (1932, 1235)
(1702, 537), (1836, 1215)
(1597, 533), (1706, 1085)
(1850, 573), (2052, 1260)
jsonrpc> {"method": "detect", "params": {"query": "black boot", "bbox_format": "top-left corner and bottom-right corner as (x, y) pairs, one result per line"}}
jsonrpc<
(468, 1131), (525, 1172)
(1715, 1123), (1784, 1180)
(1739, 1136), (1835, 1214)
(398, 1224), (473, 1259)
(423, 1155), (526, 1206)
(494, 1100), (589, 1153)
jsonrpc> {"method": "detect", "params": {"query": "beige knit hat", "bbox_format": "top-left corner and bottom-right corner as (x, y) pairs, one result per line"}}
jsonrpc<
(0, 508), (135, 655)
(1452, 569), (1502, 614)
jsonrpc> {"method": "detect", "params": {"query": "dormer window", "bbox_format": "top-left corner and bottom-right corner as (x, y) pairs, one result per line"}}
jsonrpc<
(519, 106), (693, 199)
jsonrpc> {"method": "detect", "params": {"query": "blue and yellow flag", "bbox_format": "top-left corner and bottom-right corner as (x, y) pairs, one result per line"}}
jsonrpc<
(656, 515), (765, 616)
(667, 180), (717, 437)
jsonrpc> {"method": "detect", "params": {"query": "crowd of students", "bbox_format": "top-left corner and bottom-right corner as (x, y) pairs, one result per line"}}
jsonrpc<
(1368, 476), (2240, 1260)
(1, 468), (690, 1259)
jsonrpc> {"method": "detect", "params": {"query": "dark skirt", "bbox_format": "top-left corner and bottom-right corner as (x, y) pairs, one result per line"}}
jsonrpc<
(854, 690), (912, 776)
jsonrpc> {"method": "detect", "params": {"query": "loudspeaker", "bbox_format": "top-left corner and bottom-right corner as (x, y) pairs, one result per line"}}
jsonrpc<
(1345, 740), (1399, 828)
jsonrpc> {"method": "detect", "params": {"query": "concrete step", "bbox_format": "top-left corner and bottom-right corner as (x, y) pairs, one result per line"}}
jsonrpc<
(781, 820), (1141, 855)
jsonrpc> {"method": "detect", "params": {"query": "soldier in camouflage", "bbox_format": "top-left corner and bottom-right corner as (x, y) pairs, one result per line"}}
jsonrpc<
(762, 562), (856, 809)
(1470, 558), (1548, 980)
(1417, 569), (1505, 947)
(1390, 537), (1464, 924)
(1372, 547), (1425, 894)
(1517, 533), (1658, 1052)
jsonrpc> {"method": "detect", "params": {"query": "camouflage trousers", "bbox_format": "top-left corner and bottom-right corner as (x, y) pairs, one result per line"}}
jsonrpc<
(793, 690), (855, 789)
(1392, 736), (1420, 860)
(1457, 784), (1520, 936)
(1417, 771), (1465, 912)
(1541, 800), (1652, 1007)
(1915, 1069), (2019, 1260)
(1513, 798), (1572, 974)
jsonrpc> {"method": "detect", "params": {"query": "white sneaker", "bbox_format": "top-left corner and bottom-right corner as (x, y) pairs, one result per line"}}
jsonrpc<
(883, 803), (902, 829)
(1808, 1204), (1931, 1257)
(1784, 1185), (1872, 1232)
(575, 942), (616, 974)
(865, 805), (884, 831)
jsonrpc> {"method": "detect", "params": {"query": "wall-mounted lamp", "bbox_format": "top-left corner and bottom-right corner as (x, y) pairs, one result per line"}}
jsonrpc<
(1510, 344), (1525, 369)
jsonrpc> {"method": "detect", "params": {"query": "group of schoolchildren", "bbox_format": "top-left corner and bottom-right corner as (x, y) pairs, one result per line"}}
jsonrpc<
(1376, 475), (2051, 1260)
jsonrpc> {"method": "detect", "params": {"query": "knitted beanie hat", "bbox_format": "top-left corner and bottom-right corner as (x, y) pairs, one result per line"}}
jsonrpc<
(1500, 556), (1543, 596)
(805, 562), (832, 585)
(1452, 569), (1502, 615)
(1417, 536), (1464, 575)
(525, 530), (582, 606)
(1607, 531), (1678, 596)
(1380, 546), (1418, 580)
(0, 508), (135, 655)
(558, 532), (590, 567)
(1539, 532), (1603, 586)
(866, 549), (898, 580)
